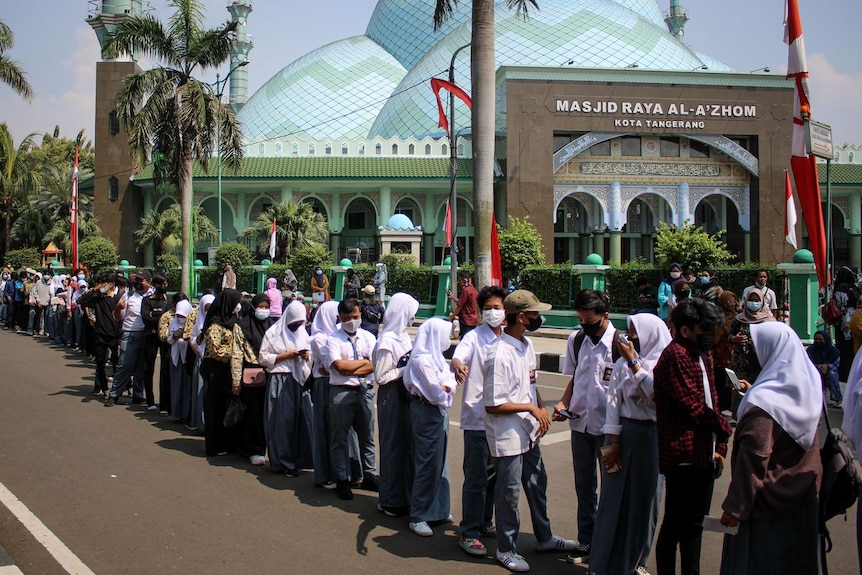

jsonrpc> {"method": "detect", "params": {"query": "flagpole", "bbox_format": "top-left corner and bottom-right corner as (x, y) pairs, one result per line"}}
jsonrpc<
(448, 43), (470, 295)
(71, 148), (79, 270)
(826, 156), (832, 288)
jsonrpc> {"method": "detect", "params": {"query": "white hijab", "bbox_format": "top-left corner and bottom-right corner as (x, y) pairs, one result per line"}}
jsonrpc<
(842, 348), (862, 450)
(740, 321), (822, 449)
(622, 313), (672, 397)
(404, 316), (451, 386)
(192, 293), (215, 355)
(169, 300), (193, 366)
(373, 292), (419, 360)
(259, 300), (310, 380)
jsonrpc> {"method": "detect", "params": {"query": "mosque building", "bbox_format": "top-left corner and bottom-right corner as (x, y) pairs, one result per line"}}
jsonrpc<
(86, 0), (858, 269)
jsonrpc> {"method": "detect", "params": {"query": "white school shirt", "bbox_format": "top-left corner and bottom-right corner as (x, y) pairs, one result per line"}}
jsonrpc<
(602, 359), (657, 435)
(122, 287), (154, 332)
(325, 328), (377, 387)
(483, 332), (538, 457)
(562, 326), (616, 435)
(453, 323), (500, 431)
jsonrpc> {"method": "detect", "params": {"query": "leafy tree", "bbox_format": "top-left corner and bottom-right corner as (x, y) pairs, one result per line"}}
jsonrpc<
(4, 247), (39, 269)
(104, 0), (243, 294)
(10, 207), (50, 249)
(214, 242), (252, 271)
(497, 215), (544, 283)
(78, 236), (118, 272)
(242, 201), (328, 263)
(158, 253), (181, 270)
(29, 127), (95, 173)
(0, 123), (56, 255)
(654, 221), (733, 272)
(0, 20), (33, 101)
(42, 212), (102, 257)
(434, 0), (536, 288)
(134, 204), (217, 255)
(289, 245), (333, 292)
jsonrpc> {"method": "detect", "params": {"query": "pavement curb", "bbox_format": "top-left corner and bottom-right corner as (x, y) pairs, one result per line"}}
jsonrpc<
(0, 545), (23, 575)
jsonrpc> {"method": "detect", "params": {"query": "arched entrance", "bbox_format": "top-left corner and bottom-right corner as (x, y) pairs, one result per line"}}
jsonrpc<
(342, 197), (377, 263)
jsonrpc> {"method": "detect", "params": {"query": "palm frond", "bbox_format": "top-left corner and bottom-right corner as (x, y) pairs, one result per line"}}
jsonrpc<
(103, 14), (178, 66)
(506, 0), (539, 19)
(0, 56), (34, 101)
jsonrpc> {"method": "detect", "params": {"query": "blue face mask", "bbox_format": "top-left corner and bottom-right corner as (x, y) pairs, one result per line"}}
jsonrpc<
(701, 276), (710, 285)
(746, 300), (762, 312)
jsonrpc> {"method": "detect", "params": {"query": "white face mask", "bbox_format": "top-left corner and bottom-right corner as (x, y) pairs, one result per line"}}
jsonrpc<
(669, 271), (681, 280)
(254, 308), (270, 321)
(342, 318), (361, 333)
(482, 309), (506, 328)
(99, 286), (109, 294)
(233, 303), (242, 315)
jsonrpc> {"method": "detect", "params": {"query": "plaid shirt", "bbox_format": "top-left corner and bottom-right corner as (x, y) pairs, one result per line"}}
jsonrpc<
(654, 338), (732, 474)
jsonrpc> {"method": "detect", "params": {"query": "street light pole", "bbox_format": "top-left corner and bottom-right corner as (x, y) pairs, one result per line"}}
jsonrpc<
(212, 60), (249, 247)
(448, 43), (470, 296)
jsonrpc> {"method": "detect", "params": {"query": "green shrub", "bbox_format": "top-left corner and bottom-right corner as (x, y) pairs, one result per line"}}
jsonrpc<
(289, 245), (334, 291)
(79, 237), (118, 273)
(235, 266), (254, 292)
(4, 247), (41, 270)
(159, 253), (180, 270)
(654, 222), (733, 271)
(389, 266), (435, 302)
(518, 265), (580, 308)
(605, 261), (666, 313)
(197, 267), (220, 294)
(167, 267), (183, 292)
(497, 215), (545, 282)
(214, 243), (252, 271)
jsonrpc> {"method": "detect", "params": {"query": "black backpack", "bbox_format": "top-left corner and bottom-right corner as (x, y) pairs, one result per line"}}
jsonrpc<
(819, 402), (862, 575)
(570, 328), (621, 368)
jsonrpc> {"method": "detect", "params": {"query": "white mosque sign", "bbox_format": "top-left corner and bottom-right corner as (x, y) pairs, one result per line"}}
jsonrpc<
(555, 100), (758, 130)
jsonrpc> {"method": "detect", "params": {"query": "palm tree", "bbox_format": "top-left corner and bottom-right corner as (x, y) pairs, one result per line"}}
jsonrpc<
(0, 20), (34, 101)
(0, 123), (54, 255)
(242, 201), (328, 263)
(10, 207), (50, 250)
(134, 203), (218, 256)
(104, 0), (243, 294)
(434, 0), (536, 287)
(37, 164), (101, 255)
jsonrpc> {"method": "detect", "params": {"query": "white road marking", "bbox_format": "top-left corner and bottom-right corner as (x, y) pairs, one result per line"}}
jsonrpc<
(0, 481), (95, 575)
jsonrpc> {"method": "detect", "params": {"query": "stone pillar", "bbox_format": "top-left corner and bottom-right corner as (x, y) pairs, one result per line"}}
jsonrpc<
(280, 184), (293, 204)
(609, 231), (622, 265)
(574, 255), (608, 292)
(850, 191), (861, 268)
(434, 265), (454, 317)
(379, 186), (391, 226)
(744, 231), (751, 262)
(423, 232), (436, 266)
(579, 233), (591, 262)
(331, 265), (349, 301)
(253, 263), (270, 295)
(778, 251), (820, 342)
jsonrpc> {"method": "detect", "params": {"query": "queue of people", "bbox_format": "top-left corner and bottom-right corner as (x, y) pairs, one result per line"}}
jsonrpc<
(4, 262), (854, 575)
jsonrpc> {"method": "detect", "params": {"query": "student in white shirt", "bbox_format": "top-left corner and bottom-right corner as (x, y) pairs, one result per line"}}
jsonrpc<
(590, 312), (671, 575)
(553, 289), (616, 564)
(326, 298), (378, 501)
(484, 290), (575, 573)
(451, 285), (506, 556)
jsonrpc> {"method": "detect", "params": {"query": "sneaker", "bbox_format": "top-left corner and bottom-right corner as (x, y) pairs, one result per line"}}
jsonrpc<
(634, 566), (653, 575)
(104, 397), (116, 407)
(316, 481), (337, 490)
(335, 480), (353, 500)
(350, 478), (363, 488)
(459, 536), (488, 556)
(360, 475), (379, 492)
(564, 543), (590, 564)
(536, 534), (576, 552)
(146, 405), (158, 412)
(377, 503), (399, 517)
(481, 525), (497, 537)
(496, 550), (530, 572)
(284, 468), (299, 478)
(159, 410), (169, 416)
(91, 388), (102, 396)
(250, 455), (266, 466)
(409, 521), (433, 537)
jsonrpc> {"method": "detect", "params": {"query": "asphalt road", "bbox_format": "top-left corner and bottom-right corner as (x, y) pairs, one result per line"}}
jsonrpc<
(0, 327), (858, 574)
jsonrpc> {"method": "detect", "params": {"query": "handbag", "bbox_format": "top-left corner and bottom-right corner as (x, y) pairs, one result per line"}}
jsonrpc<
(223, 397), (246, 428)
(242, 366), (266, 387)
(822, 297), (842, 326)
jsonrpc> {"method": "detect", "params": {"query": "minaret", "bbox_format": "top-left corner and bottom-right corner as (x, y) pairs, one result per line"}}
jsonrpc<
(86, 1), (144, 262)
(665, 0), (689, 40)
(226, 1), (253, 113)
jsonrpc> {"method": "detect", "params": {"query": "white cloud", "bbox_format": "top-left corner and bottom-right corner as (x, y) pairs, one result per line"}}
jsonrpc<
(3, 27), (100, 143)
(807, 53), (862, 146)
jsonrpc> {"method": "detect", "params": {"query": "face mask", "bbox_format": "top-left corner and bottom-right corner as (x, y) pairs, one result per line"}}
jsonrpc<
(44, 277), (51, 284)
(680, 290), (690, 299)
(669, 271), (681, 280)
(99, 286), (109, 294)
(233, 303), (242, 315)
(287, 321), (304, 332)
(342, 318), (361, 333)
(746, 301), (762, 312)
(78, 274), (85, 280)
(155, 286), (166, 294)
(315, 270), (323, 276)
(462, 279), (469, 286)
(695, 331), (715, 354)
(483, 309), (506, 328)
(133, 282), (144, 291)
(814, 340), (826, 347)
(254, 309), (270, 321)
(525, 314), (544, 332)
(701, 276), (710, 285)
(580, 321), (602, 337)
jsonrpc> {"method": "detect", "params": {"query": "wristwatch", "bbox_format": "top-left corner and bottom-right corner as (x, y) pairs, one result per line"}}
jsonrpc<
(627, 359), (640, 368)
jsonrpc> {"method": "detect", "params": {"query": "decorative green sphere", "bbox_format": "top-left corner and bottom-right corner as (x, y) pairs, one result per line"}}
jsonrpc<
(340, 258), (353, 267)
(261, 259), (272, 266)
(119, 259), (130, 266)
(792, 249), (814, 264)
(443, 256), (451, 265)
(194, 259), (204, 267)
(585, 253), (604, 265)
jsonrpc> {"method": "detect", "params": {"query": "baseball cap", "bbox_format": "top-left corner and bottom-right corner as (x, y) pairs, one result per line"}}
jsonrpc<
(135, 270), (153, 282)
(362, 285), (375, 295)
(504, 290), (552, 315)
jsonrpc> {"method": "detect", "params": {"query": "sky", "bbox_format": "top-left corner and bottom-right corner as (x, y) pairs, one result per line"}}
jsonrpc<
(2, 0), (861, 147)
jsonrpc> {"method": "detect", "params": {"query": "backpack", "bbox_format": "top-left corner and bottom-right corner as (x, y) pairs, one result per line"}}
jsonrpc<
(570, 328), (621, 368)
(822, 297), (842, 326)
(819, 403), (862, 575)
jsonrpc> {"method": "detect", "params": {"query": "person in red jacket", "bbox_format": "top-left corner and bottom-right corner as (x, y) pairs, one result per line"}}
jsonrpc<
(653, 297), (732, 575)
(448, 271), (479, 338)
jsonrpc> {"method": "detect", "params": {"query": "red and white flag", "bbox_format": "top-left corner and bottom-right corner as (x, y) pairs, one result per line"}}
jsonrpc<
(786, 0), (827, 286)
(490, 211), (503, 287)
(268, 219), (277, 260)
(430, 77), (472, 138)
(444, 200), (453, 247)
(784, 170), (798, 249)
(71, 148), (79, 270)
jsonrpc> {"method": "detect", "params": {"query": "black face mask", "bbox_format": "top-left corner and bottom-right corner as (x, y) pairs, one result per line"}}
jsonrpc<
(580, 321), (603, 339)
(287, 321), (303, 332)
(695, 331), (715, 354)
(525, 315), (543, 332)
(133, 282), (144, 291)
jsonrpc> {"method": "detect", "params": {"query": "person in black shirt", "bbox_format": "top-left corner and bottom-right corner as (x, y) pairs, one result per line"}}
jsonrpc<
(76, 272), (122, 396)
(142, 273), (171, 412)
(359, 285), (384, 337)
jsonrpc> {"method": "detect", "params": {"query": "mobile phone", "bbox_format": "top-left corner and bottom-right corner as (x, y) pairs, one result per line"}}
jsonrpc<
(724, 367), (745, 397)
(618, 333), (630, 345)
(559, 409), (580, 420)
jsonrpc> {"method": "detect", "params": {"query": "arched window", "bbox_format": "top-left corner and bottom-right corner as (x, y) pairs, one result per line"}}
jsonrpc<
(392, 143), (399, 155)
(342, 143), (349, 155)
(257, 143), (265, 155)
(375, 143), (382, 155)
(325, 143), (332, 155)
(108, 110), (119, 135)
(424, 143), (432, 155)
(308, 143), (315, 155)
(458, 143), (465, 156)
(441, 144), (448, 156)
(274, 143), (283, 156)
(359, 144), (366, 155)
(850, 152), (856, 163)
(408, 144), (415, 155)
(291, 143), (299, 156)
